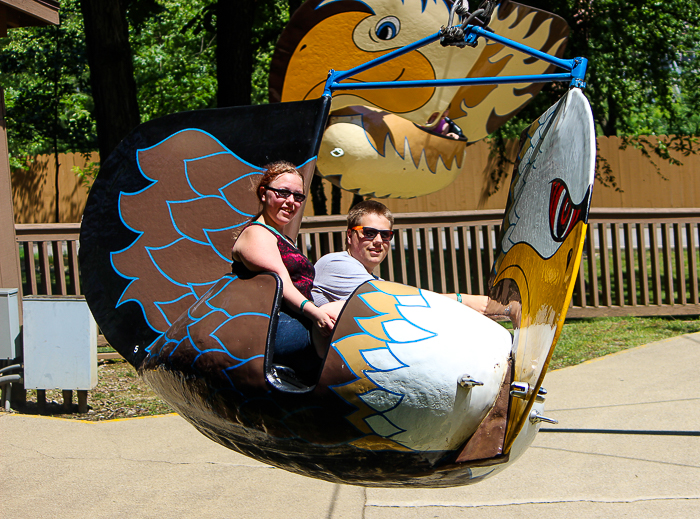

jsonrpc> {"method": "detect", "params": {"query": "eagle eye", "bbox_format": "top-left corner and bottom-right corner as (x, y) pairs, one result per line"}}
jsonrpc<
(375, 16), (400, 40)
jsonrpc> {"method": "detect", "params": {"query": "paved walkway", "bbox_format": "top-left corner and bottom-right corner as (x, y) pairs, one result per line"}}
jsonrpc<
(2, 333), (699, 518)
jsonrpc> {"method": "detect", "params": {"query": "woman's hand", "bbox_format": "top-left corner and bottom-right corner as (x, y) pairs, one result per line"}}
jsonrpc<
(305, 304), (336, 337)
(319, 300), (344, 322)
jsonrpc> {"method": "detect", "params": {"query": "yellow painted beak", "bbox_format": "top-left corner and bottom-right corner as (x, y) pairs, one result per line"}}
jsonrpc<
(492, 221), (587, 451)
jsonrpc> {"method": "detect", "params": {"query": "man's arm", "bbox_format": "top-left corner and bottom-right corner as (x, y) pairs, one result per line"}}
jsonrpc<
(312, 253), (375, 306)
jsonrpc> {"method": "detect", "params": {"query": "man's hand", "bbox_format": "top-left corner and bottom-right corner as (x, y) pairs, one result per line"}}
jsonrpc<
(461, 294), (489, 314)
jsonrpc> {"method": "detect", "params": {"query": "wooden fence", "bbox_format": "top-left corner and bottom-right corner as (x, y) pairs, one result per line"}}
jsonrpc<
(10, 136), (700, 223)
(14, 208), (700, 318)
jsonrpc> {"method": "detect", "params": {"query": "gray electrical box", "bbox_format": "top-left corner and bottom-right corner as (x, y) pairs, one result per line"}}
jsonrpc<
(0, 288), (21, 360)
(23, 296), (98, 390)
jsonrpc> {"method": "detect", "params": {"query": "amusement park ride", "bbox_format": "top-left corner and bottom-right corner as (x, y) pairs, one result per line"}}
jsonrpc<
(79, 1), (595, 487)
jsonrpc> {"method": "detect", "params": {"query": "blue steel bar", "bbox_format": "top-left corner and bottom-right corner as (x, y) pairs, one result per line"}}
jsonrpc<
(324, 23), (585, 96)
(323, 31), (442, 96)
(465, 25), (575, 72)
(333, 32), (443, 82)
(329, 73), (574, 92)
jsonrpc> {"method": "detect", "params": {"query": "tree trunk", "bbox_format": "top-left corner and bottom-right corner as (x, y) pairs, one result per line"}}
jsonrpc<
(216, 1), (255, 107)
(52, 26), (60, 223)
(53, 149), (60, 223)
(350, 194), (364, 209)
(80, 0), (140, 164)
(601, 92), (618, 137)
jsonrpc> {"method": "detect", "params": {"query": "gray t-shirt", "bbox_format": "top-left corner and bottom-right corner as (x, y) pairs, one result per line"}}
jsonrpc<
(311, 252), (378, 306)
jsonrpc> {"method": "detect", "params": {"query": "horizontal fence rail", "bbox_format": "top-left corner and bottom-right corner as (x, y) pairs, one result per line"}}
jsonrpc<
(297, 210), (504, 297)
(15, 209), (700, 318)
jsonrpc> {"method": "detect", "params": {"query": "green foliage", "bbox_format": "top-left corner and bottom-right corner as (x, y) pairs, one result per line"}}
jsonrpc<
(0, 0), (293, 171)
(71, 153), (100, 188)
(130, 0), (218, 121)
(130, 0), (290, 113)
(510, 0), (700, 139)
(0, 0), (96, 165)
(251, 0), (291, 105)
(488, 0), (700, 188)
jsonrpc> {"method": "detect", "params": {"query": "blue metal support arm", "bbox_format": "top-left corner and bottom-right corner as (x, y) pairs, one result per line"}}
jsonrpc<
(465, 25), (573, 73)
(326, 73), (575, 92)
(323, 31), (443, 96)
(323, 23), (587, 96)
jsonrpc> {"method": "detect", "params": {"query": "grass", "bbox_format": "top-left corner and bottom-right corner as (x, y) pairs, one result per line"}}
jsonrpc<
(550, 315), (700, 370)
(6, 315), (700, 421)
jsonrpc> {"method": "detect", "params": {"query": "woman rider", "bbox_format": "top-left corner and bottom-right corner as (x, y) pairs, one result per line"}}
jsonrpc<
(231, 161), (340, 381)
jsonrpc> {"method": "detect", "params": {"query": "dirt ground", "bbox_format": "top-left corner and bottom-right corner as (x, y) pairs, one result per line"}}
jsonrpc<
(5, 359), (173, 421)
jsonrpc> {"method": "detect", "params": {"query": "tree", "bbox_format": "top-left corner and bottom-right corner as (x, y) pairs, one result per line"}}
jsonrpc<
(0, 0), (96, 221)
(216, 1), (252, 107)
(216, 0), (287, 107)
(133, 0), (288, 108)
(130, 0), (217, 121)
(80, 0), (141, 164)
(252, 0), (293, 105)
(495, 0), (700, 186)
(0, 1), (96, 159)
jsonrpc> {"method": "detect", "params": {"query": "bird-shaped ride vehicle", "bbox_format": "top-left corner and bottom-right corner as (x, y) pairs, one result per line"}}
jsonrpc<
(80, 1), (594, 487)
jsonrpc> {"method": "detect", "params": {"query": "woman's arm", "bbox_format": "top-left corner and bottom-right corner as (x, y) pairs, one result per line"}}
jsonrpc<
(232, 226), (335, 334)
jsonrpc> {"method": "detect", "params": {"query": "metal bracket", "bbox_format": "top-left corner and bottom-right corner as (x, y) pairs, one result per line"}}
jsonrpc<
(325, 27), (588, 97)
(529, 410), (558, 425)
(510, 381), (529, 399)
(459, 374), (484, 388)
(535, 386), (547, 403)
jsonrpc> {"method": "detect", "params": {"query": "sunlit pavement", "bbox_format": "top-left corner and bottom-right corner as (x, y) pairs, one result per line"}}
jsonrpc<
(2, 332), (699, 519)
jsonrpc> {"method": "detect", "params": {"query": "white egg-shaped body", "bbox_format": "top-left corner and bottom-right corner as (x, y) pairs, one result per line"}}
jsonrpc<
(331, 283), (513, 452)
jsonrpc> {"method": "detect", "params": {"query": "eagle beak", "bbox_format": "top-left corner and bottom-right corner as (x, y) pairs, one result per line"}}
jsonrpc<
(491, 220), (588, 452)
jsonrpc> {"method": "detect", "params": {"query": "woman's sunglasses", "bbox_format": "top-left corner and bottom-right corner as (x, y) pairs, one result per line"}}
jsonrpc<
(352, 226), (394, 242)
(265, 186), (306, 203)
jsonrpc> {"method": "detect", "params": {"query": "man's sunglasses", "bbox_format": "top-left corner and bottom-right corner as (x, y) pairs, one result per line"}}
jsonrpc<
(265, 186), (306, 203)
(351, 226), (394, 242)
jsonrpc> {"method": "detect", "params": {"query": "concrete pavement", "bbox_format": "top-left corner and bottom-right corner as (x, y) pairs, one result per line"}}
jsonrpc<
(2, 332), (699, 518)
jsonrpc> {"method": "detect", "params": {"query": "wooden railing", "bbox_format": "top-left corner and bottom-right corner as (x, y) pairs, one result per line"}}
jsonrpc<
(15, 223), (82, 296)
(297, 210), (504, 297)
(571, 208), (700, 317)
(14, 208), (700, 317)
(297, 209), (700, 317)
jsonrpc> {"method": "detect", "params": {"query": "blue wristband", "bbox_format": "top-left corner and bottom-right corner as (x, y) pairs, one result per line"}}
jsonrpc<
(456, 293), (462, 303)
(300, 299), (311, 312)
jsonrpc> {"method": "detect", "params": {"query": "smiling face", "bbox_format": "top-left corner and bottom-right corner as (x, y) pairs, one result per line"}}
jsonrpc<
(259, 172), (305, 230)
(347, 212), (393, 273)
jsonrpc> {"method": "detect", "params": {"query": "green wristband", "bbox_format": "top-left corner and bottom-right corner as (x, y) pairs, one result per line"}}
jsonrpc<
(300, 299), (311, 312)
